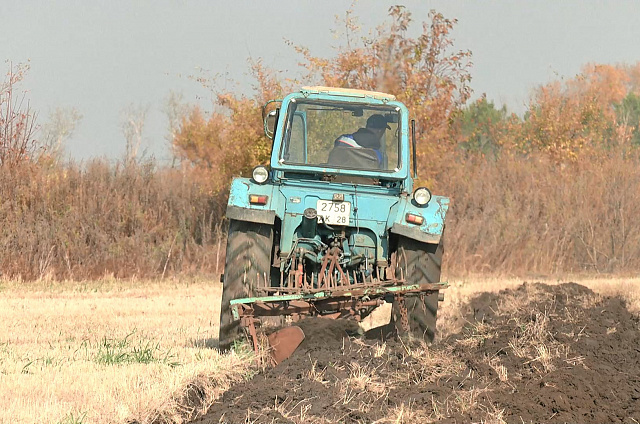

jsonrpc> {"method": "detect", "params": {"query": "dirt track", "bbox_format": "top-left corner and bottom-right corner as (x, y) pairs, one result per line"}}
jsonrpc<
(194, 283), (640, 423)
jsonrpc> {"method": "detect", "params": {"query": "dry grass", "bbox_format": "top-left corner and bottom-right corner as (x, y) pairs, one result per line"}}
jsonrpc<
(0, 277), (254, 424)
(0, 161), (227, 281)
(441, 149), (640, 276)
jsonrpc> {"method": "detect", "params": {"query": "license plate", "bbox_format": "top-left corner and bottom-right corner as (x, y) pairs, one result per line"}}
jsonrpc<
(317, 200), (350, 226)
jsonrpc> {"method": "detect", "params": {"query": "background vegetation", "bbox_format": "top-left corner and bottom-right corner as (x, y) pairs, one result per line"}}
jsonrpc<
(3, 6), (640, 280)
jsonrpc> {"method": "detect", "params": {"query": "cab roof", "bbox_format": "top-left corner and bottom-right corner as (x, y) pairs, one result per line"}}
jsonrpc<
(300, 86), (396, 102)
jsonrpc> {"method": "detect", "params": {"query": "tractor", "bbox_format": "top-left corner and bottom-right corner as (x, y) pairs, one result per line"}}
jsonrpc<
(219, 86), (449, 363)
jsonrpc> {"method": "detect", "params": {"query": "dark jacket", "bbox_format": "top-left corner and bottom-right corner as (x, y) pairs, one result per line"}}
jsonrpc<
(332, 128), (383, 166)
(327, 146), (380, 169)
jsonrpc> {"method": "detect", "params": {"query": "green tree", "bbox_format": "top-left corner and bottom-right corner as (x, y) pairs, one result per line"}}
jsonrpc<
(614, 92), (640, 145)
(457, 96), (508, 155)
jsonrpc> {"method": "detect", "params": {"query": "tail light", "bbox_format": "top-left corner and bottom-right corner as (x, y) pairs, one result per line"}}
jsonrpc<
(249, 194), (269, 205)
(405, 213), (424, 225)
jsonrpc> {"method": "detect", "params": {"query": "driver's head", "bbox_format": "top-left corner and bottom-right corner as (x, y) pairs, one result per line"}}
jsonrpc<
(365, 114), (391, 138)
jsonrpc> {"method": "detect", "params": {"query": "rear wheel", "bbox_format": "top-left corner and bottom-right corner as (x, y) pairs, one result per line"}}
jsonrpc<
(218, 220), (273, 351)
(391, 237), (443, 343)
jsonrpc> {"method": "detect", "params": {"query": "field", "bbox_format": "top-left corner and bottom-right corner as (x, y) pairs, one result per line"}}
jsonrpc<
(1, 277), (639, 423)
(4, 9), (640, 424)
(0, 279), (253, 424)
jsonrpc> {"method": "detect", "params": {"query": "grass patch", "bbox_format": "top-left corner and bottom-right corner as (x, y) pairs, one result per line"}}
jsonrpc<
(90, 330), (180, 367)
(56, 412), (88, 424)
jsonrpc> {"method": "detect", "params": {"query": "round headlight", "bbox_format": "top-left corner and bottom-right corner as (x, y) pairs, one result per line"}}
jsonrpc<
(413, 187), (432, 206)
(252, 166), (269, 184)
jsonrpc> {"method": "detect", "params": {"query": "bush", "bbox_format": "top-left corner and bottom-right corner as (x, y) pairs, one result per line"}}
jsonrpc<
(441, 148), (640, 275)
(0, 159), (226, 280)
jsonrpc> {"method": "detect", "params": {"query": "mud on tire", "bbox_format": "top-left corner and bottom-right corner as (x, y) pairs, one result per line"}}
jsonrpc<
(218, 220), (273, 351)
(391, 236), (443, 343)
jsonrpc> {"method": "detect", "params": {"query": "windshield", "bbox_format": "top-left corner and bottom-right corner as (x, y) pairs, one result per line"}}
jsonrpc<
(280, 100), (401, 172)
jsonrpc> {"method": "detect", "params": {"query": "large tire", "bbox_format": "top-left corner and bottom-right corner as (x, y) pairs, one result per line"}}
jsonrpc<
(391, 236), (443, 343)
(218, 220), (273, 351)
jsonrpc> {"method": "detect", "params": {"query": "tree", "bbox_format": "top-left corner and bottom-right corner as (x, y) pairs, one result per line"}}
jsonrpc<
(0, 62), (39, 168)
(517, 64), (629, 160)
(163, 91), (189, 166)
(172, 61), (289, 193)
(42, 106), (82, 161)
(614, 92), (640, 145)
(456, 96), (509, 155)
(121, 103), (148, 165)
(295, 7), (472, 163)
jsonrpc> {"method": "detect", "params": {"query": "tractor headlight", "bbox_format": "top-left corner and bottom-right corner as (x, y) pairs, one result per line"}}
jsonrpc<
(413, 187), (431, 206)
(252, 166), (269, 184)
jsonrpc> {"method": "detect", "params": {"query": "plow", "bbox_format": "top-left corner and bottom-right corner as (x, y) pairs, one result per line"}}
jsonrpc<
(218, 86), (449, 364)
(231, 274), (447, 363)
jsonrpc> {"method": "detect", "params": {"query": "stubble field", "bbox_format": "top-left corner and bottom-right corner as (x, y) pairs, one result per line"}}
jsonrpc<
(0, 279), (252, 424)
(1, 277), (639, 424)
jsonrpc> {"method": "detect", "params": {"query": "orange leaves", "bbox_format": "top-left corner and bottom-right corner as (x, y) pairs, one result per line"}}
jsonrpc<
(296, 7), (471, 180)
(579, 63), (630, 106)
(513, 63), (640, 161)
(172, 63), (285, 193)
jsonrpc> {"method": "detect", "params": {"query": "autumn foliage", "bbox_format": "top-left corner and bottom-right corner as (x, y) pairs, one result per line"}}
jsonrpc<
(294, 7), (472, 166)
(172, 62), (288, 192)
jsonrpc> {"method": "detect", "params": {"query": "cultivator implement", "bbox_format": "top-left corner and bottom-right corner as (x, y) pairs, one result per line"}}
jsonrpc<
(230, 279), (447, 364)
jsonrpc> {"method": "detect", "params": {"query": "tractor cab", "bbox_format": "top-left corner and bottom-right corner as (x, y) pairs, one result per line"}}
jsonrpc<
(268, 86), (411, 187)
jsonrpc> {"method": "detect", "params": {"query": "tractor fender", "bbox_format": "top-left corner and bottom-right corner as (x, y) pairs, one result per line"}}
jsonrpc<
(389, 195), (449, 245)
(226, 177), (278, 225)
(226, 205), (276, 225)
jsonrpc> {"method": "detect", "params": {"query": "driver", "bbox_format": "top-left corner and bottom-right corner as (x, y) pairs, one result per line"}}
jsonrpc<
(328, 114), (390, 168)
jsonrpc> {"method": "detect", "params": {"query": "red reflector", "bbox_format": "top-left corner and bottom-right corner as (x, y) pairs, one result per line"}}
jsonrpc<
(405, 213), (424, 225)
(249, 194), (268, 205)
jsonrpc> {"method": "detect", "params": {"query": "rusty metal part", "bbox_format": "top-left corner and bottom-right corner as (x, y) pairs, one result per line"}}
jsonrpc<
(240, 315), (260, 352)
(275, 239), (408, 294)
(235, 297), (383, 320)
(396, 295), (410, 332)
(268, 326), (305, 365)
(231, 236), (448, 362)
(256, 280), (406, 294)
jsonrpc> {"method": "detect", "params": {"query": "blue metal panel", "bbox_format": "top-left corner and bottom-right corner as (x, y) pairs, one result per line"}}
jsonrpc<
(276, 180), (400, 262)
(227, 178), (284, 225)
(389, 195), (449, 244)
(228, 178), (274, 208)
(227, 178), (449, 254)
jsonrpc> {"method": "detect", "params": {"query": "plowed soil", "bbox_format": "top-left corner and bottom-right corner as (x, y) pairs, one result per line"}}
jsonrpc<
(194, 283), (640, 423)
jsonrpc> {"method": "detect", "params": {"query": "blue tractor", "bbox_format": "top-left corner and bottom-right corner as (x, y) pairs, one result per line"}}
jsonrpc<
(219, 86), (449, 362)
